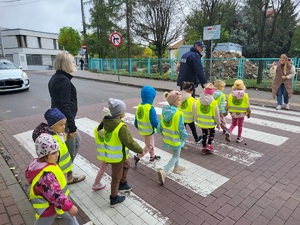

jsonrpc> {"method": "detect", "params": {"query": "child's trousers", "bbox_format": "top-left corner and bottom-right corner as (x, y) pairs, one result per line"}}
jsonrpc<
(111, 159), (130, 197)
(34, 212), (79, 225)
(136, 134), (155, 158)
(164, 148), (182, 173)
(228, 117), (245, 138)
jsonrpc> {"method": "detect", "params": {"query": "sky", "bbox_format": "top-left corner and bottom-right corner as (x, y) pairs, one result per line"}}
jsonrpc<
(0, 0), (91, 34)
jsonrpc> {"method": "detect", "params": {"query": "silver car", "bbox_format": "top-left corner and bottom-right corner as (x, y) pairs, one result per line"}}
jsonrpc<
(0, 59), (30, 92)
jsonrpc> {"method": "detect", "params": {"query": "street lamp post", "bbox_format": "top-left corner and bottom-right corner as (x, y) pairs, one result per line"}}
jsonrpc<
(0, 27), (5, 58)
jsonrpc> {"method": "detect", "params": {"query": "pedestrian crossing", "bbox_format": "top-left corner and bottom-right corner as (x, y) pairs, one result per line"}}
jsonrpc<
(12, 103), (300, 225)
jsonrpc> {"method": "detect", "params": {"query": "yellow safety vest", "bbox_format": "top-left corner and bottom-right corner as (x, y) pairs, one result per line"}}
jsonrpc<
(196, 99), (218, 129)
(103, 122), (129, 163)
(179, 96), (195, 123)
(52, 134), (72, 174)
(29, 164), (69, 219)
(228, 93), (249, 113)
(160, 109), (182, 147)
(136, 103), (153, 135)
(94, 126), (105, 161)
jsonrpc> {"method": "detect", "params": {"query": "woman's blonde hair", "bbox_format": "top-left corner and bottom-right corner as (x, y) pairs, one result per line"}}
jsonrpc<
(279, 54), (289, 75)
(214, 80), (226, 90)
(53, 51), (76, 74)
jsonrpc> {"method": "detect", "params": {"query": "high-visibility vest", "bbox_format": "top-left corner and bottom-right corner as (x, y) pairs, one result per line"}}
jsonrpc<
(52, 134), (72, 174)
(160, 109), (182, 147)
(179, 96), (195, 123)
(228, 93), (249, 113)
(136, 103), (153, 135)
(215, 93), (226, 108)
(29, 164), (69, 219)
(196, 99), (217, 129)
(103, 122), (129, 163)
(94, 126), (105, 161)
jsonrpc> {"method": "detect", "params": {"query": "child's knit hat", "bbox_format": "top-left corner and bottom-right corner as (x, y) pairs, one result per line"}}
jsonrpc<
(108, 98), (126, 117)
(232, 79), (246, 90)
(35, 133), (60, 158)
(165, 90), (181, 105)
(204, 83), (216, 95)
(44, 108), (66, 128)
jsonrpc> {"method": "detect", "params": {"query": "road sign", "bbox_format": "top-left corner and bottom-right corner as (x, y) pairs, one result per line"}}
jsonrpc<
(82, 44), (87, 52)
(110, 31), (122, 47)
(203, 25), (221, 40)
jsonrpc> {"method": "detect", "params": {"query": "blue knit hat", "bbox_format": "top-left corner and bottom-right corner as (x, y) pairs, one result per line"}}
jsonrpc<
(44, 108), (66, 128)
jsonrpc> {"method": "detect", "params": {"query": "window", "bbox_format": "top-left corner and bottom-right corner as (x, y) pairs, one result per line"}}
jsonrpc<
(53, 39), (57, 49)
(37, 37), (42, 48)
(26, 54), (42, 65)
(16, 35), (27, 48)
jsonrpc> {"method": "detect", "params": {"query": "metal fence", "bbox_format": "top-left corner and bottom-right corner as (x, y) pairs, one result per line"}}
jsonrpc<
(89, 57), (300, 91)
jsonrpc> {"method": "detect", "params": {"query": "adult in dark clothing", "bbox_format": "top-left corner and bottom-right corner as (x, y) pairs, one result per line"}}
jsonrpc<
(48, 51), (85, 184)
(177, 40), (207, 97)
(79, 57), (84, 71)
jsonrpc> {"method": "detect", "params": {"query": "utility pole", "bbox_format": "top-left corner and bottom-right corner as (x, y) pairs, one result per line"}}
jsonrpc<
(0, 27), (5, 58)
(80, 0), (88, 63)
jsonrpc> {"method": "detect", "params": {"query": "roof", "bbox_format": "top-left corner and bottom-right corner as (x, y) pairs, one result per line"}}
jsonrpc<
(168, 39), (185, 50)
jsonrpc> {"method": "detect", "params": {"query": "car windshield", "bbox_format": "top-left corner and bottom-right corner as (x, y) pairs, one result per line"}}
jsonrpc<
(0, 61), (19, 70)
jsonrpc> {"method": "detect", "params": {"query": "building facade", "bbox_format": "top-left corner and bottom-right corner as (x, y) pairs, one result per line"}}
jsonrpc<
(0, 28), (60, 70)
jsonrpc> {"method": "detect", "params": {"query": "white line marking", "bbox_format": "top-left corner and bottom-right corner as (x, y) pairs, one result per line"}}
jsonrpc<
(251, 105), (300, 116)
(156, 102), (288, 146)
(76, 117), (229, 197)
(14, 131), (169, 225)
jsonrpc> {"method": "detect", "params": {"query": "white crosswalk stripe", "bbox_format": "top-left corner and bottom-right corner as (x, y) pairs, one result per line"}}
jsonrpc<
(14, 131), (169, 225)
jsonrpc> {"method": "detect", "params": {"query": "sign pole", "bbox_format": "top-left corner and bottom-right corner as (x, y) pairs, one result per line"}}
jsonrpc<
(110, 31), (122, 81)
(209, 39), (213, 81)
(116, 47), (120, 81)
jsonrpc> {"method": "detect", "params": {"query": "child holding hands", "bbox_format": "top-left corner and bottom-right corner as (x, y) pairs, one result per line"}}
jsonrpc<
(213, 80), (228, 133)
(157, 91), (188, 185)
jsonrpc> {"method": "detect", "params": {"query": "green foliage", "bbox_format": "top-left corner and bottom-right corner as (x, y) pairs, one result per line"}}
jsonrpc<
(58, 27), (81, 56)
(289, 25), (300, 57)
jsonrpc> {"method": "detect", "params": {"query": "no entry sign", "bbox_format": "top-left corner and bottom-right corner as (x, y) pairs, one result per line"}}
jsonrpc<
(110, 31), (122, 47)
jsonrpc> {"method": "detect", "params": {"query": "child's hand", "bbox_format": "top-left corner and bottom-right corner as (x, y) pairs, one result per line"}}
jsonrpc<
(68, 205), (78, 217)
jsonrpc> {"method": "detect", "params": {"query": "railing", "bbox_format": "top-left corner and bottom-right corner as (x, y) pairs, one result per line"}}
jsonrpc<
(89, 57), (300, 91)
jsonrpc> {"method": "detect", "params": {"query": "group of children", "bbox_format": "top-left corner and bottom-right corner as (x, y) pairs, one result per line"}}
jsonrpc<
(25, 79), (251, 224)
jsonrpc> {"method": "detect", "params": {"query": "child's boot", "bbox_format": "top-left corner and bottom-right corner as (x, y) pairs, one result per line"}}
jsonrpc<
(119, 181), (132, 193)
(134, 154), (140, 167)
(150, 155), (161, 163)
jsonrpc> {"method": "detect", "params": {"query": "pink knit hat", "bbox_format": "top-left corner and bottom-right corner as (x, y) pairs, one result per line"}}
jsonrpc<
(204, 83), (216, 95)
(165, 91), (181, 105)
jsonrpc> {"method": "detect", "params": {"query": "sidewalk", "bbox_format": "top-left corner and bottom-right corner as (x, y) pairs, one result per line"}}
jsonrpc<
(1, 69), (300, 225)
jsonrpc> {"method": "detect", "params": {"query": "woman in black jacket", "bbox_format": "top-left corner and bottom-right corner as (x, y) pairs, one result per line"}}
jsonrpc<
(48, 51), (85, 184)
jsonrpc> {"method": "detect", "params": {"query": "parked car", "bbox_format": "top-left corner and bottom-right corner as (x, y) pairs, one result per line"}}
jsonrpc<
(0, 59), (30, 92)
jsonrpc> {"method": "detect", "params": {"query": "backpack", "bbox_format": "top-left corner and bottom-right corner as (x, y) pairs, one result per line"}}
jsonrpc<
(32, 123), (55, 142)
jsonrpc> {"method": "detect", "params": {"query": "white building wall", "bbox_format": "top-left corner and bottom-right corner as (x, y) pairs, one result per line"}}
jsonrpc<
(41, 38), (54, 49)
(27, 36), (39, 48)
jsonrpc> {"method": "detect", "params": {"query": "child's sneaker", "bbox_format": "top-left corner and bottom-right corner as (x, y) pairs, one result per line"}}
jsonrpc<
(195, 135), (202, 143)
(201, 147), (209, 155)
(134, 154), (140, 167)
(225, 132), (231, 142)
(236, 137), (243, 143)
(119, 181), (132, 193)
(110, 195), (126, 208)
(92, 183), (106, 191)
(206, 144), (214, 153)
(150, 155), (161, 163)
(158, 169), (166, 185)
(173, 166), (186, 174)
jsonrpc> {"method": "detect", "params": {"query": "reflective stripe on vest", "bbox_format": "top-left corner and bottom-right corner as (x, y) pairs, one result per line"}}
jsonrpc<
(228, 93), (249, 113)
(136, 103), (153, 135)
(161, 109), (182, 147)
(94, 126), (105, 161)
(52, 135), (73, 174)
(103, 122), (129, 163)
(196, 99), (217, 128)
(179, 96), (195, 123)
(29, 164), (69, 219)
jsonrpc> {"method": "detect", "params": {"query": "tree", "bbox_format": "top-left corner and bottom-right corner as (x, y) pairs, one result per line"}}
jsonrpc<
(132, 0), (184, 59)
(58, 27), (81, 56)
(289, 25), (300, 57)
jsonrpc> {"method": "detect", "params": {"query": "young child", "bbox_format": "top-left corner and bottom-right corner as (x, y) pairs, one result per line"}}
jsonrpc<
(179, 81), (202, 143)
(157, 91), (188, 185)
(104, 98), (143, 207)
(32, 108), (73, 181)
(213, 80), (228, 133)
(92, 107), (110, 191)
(25, 133), (93, 225)
(225, 79), (251, 143)
(134, 85), (161, 166)
(194, 83), (221, 154)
